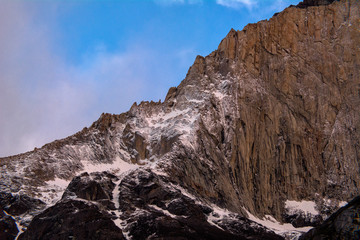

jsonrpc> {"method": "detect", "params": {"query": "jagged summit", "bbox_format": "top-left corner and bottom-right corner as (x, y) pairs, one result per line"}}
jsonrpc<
(1, 0), (359, 239)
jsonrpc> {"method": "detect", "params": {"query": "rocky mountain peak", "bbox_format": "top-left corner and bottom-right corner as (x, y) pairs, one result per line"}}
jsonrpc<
(1, 0), (359, 239)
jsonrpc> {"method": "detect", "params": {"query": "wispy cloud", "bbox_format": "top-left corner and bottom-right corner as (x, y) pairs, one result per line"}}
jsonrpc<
(0, 2), (96, 156)
(216, 0), (257, 9)
(0, 2), (178, 157)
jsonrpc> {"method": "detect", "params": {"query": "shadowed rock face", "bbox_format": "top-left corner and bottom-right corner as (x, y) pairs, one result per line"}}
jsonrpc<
(20, 170), (284, 240)
(0, 0), (359, 239)
(18, 199), (125, 240)
(0, 193), (46, 216)
(61, 171), (118, 210)
(300, 196), (360, 240)
(117, 169), (284, 240)
(0, 209), (18, 240)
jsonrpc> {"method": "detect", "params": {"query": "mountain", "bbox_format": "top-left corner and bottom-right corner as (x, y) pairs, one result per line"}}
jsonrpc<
(1, 0), (359, 239)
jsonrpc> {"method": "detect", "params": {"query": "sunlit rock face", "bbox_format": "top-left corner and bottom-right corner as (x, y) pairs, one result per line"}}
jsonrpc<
(0, 0), (359, 239)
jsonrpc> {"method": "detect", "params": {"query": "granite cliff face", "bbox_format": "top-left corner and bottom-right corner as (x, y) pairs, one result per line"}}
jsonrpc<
(209, 0), (360, 218)
(0, 0), (359, 239)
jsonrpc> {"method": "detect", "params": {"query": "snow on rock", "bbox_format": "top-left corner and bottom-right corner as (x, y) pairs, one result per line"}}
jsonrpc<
(322, 198), (348, 209)
(206, 204), (237, 230)
(39, 178), (70, 205)
(111, 172), (134, 240)
(285, 200), (319, 216)
(81, 156), (138, 175)
(339, 201), (348, 207)
(283, 199), (323, 229)
(243, 208), (313, 240)
(38, 155), (138, 206)
(149, 204), (180, 219)
(139, 106), (200, 150)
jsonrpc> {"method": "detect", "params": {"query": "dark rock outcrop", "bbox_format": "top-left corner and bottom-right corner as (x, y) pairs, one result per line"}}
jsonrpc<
(300, 196), (360, 240)
(18, 199), (125, 240)
(62, 171), (118, 210)
(0, 192), (45, 216)
(283, 212), (323, 228)
(117, 169), (283, 240)
(0, 209), (18, 240)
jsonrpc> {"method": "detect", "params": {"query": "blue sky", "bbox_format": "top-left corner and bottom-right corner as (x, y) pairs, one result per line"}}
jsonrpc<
(0, 0), (300, 157)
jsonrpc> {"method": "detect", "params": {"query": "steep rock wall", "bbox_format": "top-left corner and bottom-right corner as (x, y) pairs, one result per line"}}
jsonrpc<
(168, 0), (360, 219)
(0, 0), (358, 232)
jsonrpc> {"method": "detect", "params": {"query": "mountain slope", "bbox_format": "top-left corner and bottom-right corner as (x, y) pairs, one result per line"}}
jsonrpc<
(1, 0), (359, 239)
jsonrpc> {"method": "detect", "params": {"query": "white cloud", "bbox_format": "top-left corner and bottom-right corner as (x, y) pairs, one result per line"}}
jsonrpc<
(216, 0), (257, 9)
(0, 2), (96, 157)
(0, 2), (172, 157)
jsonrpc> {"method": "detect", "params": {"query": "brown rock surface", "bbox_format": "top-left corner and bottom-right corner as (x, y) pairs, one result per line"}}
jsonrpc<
(171, 0), (360, 219)
(0, 0), (359, 237)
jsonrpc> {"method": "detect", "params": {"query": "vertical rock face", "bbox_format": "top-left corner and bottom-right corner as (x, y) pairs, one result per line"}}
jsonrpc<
(181, 0), (360, 219)
(0, 0), (359, 239)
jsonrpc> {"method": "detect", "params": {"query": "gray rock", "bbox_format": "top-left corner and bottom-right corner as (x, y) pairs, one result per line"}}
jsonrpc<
(300, 196), (360, 240)
(18, 199), (125, 240)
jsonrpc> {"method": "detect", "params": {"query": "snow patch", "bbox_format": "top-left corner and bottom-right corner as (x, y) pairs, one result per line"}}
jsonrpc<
(38, 156), (138, 206)
(81, 156), (138, 175)
(168, 183), (197, 201)
(206, 204), (236, 230)
(322, 198), (348, 209)
(39, 177), (71, 205)
(243, 209), (313, 239)
(339, 201), (348, 207)
(149, 204), (180, 219)
(110, 168), (139, 240)
(46, 178), (69, 189)
(285, 200), (319, 216)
